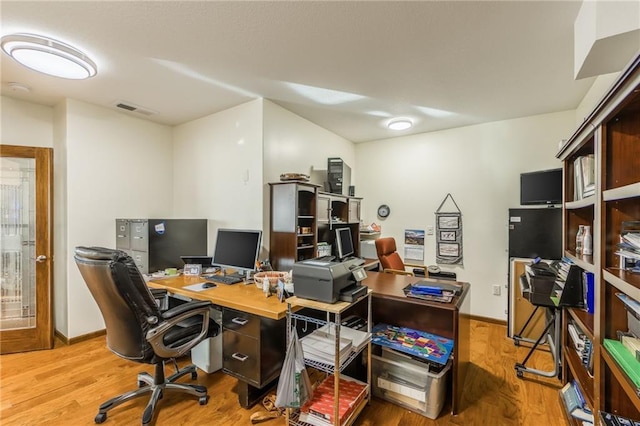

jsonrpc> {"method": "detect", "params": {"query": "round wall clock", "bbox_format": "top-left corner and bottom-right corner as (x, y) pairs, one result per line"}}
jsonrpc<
(377, 204), (391, 218)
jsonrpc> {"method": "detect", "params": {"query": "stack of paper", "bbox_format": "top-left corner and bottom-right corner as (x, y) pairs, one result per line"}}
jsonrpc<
(300, 330), (352, 366)
(299, 375), (367, 426)
(316, 324), (370, 353)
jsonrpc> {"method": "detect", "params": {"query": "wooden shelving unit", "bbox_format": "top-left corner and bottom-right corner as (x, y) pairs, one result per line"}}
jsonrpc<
(269, 182), (363, 272)
(556, 53), (640, 423)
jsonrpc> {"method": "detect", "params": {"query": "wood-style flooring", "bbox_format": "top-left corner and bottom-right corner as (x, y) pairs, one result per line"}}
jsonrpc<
(0, 319), (564, 425)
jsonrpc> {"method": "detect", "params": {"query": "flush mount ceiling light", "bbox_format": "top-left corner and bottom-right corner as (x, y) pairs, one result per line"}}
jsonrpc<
(388, 119), (413, 131)
(1, 33), (97, 79)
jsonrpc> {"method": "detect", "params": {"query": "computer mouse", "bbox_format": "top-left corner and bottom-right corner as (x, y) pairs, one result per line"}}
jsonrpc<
(202, 282), (216, 289)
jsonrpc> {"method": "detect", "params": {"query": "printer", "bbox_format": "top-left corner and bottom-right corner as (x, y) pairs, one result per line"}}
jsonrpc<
(293, 257), (368, 303)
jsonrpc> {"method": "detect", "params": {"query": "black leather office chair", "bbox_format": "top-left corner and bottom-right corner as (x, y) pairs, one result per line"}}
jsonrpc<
(74, 246), (213, 425)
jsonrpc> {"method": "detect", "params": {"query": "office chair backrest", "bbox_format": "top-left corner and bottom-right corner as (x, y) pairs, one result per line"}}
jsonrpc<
(74, 246), (161, 363)
(375, 237), (405, 271)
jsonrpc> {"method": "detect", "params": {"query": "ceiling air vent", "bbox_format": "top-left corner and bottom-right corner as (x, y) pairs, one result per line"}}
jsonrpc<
(113, 101), (157, 116)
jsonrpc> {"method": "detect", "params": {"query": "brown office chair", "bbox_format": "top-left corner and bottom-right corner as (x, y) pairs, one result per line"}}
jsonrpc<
(375, 237), (427, 276)
(74, 246), (214, 426)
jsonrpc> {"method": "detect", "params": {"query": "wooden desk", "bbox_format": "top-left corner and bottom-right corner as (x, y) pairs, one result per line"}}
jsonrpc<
(149, 272), (471, 415)
(148, 275), (289, 408)
(147, 275), (289, 320)
(362, 272), (471, 415)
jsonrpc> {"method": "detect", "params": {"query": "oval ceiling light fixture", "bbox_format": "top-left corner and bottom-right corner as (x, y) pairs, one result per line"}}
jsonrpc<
(1, 33), (97, 80)
(388, 118), (413, 131)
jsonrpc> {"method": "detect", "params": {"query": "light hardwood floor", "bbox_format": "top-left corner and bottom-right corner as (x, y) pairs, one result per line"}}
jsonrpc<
(0, 319), (564, 425)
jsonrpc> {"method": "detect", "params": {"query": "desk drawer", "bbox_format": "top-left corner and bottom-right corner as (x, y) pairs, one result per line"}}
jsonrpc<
(223, 330), (259, 385)
(223, 309), (260, 337)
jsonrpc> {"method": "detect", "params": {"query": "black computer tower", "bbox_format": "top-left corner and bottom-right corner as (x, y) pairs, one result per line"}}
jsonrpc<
(327, 157), (351, 195)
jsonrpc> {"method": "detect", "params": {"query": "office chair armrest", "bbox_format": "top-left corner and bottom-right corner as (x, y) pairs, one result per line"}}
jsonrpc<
(146, 303), (212, 359)
(162, 300), (212, 320)
(149, 288), (168, 299)
(383, 268), (414, 276)
(404, 262), (426, 272)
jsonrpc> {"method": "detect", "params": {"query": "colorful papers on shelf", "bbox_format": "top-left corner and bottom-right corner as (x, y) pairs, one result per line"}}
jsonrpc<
(371, 323), (454, 365)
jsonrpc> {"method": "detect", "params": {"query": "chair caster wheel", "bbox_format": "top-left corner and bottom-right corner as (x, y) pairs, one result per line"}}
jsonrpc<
(516, 370), (524, 378)
(138, 381), (147, 388)
(95, 413), (107, 424)
(514, 340), (520, 346)
(199, 395), (209, 405)
(191, 371), (197, 380)
(158, 390), (163, 400)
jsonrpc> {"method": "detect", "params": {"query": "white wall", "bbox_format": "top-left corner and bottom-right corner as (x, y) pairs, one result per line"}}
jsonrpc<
(1, 96), (54, 147)
(356, 110), (575, 321)
(172, 99), (264, 254)
(262, 100), (356, 249)
(64, 99), (173, 337)
(574, 71), (621, 125)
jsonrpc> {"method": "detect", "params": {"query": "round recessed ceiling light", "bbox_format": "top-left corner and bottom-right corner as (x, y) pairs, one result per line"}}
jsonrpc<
(388, 119), (412, 130)
(7, 82), (31, 92)
(1, 33), (97, 80)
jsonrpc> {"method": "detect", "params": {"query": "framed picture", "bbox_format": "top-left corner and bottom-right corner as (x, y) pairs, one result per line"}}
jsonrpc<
(438, 216), (460, 229)
(439, 231), (456, 241)
(183, 264), (202, 276)
(438, 243), (460, 257)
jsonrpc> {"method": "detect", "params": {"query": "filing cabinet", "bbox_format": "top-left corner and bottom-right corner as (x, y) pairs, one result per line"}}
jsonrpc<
(222, 308), (286, 388)
(115, 218), (207, 274)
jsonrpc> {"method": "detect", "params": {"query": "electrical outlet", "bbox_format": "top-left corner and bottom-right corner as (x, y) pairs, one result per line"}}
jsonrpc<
(426, 226), (434, 235)
(492, 285), (501, 296)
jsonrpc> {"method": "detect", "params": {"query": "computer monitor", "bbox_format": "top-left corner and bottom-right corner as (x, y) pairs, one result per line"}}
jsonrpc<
(336, 227), (354, 260)
(212, 228), (262, 278)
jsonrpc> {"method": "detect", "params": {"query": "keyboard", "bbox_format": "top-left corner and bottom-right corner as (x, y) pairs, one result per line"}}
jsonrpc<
(203, 274), (242, 285)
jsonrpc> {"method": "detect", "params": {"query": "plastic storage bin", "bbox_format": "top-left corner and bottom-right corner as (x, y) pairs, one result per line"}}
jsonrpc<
(191, 308), (223, 373)
(372, 348), (450, 419)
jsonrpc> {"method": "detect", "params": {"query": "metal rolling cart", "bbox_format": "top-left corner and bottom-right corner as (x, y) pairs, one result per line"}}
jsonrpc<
(285, 290), (372, 426)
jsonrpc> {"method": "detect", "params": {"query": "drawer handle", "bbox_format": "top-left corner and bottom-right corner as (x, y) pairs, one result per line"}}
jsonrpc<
(232, 352), (249, 362)
(232, 317), (248, 326)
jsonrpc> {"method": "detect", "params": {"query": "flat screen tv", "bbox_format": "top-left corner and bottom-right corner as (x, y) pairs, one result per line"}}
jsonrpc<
(520, 168), (563, 205)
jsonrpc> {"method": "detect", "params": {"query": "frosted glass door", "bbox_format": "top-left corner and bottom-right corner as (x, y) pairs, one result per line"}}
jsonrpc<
(1, 157), (36, 330)
(0, 145), (53, 354)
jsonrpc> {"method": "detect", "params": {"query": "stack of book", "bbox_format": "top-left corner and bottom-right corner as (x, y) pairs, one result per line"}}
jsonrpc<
(568, 319), (594, 375)
(621, 335), (640, 361)
(616, 293), (640, 338)
(573, 154), (595, 200)
(615, 224), (640, 273)
(299, 375), (368, 426)
(402, 280), (462, 303)
(559, 380), (593, 424)
(600, 411), (640, 425)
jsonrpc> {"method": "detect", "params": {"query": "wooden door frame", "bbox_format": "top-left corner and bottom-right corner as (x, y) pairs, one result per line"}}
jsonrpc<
(1, 144), (54, 353)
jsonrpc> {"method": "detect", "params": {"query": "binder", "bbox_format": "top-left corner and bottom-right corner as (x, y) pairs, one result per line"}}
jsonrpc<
(583, 271), (595, 314)
(603, 339), (640, 393)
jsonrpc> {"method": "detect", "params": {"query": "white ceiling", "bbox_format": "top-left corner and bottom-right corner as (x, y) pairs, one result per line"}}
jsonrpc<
(1, 1), (603, 143)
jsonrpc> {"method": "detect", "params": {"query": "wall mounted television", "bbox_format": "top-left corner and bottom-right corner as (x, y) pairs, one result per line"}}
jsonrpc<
(520, 168), (563, 205)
